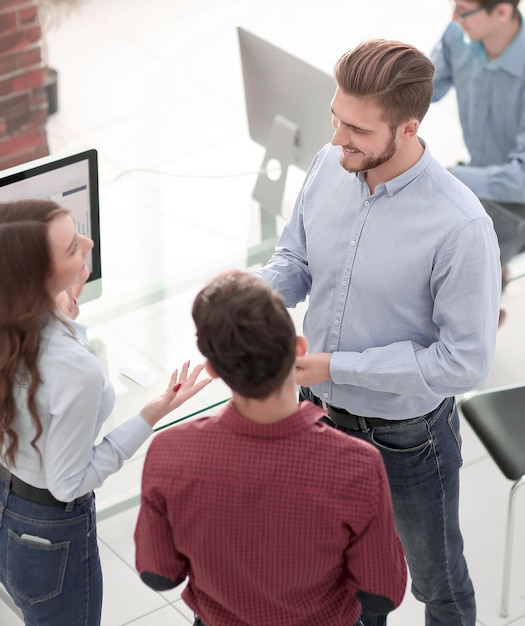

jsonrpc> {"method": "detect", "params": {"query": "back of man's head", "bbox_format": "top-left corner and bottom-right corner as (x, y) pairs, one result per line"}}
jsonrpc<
(192, 270), (296, 399)
(334, 38), (435, 128)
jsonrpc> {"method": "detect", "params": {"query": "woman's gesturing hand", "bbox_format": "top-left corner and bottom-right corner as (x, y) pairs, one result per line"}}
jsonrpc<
(139, 361), (212, 427)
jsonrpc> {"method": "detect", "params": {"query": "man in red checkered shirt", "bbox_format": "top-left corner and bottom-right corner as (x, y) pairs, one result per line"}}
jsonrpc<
(134, 270), (406, 626)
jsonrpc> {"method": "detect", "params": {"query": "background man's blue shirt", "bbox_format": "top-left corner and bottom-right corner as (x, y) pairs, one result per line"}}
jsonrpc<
(431, 19), (525, 202)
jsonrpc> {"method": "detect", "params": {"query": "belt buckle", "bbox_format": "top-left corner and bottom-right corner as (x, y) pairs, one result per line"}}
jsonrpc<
(326, 404), (367, 431)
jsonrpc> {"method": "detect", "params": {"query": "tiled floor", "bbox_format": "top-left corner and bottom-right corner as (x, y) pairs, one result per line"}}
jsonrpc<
(2, 0), (525, 624)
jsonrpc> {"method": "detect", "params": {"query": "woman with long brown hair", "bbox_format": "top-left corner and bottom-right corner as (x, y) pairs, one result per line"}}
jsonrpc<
(0, 199), (209, 625)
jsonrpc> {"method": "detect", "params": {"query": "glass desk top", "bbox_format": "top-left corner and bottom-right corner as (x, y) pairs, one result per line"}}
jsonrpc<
(73, 160), (307, 519)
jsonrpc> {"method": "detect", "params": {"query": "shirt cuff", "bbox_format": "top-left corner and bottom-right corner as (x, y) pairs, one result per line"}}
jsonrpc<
(330, 351), (359, 386)
(110, 413), (154, 458)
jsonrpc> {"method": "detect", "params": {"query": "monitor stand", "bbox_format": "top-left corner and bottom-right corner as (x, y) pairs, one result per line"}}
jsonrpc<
(248, 115), (298, 267)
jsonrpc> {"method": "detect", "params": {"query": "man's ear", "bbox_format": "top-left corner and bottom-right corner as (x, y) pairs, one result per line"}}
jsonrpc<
(296, 335), (308, 357)
(204, 360), (219, 379)
(399, 118), (420, 141)
(496, 2), (514, 20)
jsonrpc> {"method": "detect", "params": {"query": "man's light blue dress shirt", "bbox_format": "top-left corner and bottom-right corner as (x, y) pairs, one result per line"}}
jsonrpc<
(256, 143), (501, 420)
(431, 19), (525, 203)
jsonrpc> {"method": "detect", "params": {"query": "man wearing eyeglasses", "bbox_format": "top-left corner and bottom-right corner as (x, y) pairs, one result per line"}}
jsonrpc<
(431, 0), (525, 316)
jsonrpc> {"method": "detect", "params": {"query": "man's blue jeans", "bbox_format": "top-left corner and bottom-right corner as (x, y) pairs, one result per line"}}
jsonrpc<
(301, 388), (476, 626)
(0, 480), (102, 626)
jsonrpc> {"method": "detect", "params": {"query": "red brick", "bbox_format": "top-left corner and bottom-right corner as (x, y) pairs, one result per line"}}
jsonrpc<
(31, 85), (48, 107)
(0, 30), (26, 54)
(5, 106), (46, 136)
(19, 46), (41, 69)
(26, 25), (41, 44)
(0, 0), (47, 171)
(10, 67), (44, 92)
(0, 53), (18, 76)
(21, 106), (47, 129)
(0, 49), (44, 79)
(0, 92), (32, 129)
(0, 144), (48, 170)
(0, 127), (48, 159)
(31, 143), (49, 161)
(7, 108), (38, 133)
(18, 6), (38, 26)
(0, 26), (41, 54)
(0, 1), (37, 11)
(0, 78), (10, 97)
(0, 11), (17, 32)
(0, 91), (30, 114)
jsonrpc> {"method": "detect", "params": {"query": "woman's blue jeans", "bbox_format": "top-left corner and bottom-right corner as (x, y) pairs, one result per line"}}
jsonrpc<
(301, 388), (476, 626)
(0, 480), (102, 626)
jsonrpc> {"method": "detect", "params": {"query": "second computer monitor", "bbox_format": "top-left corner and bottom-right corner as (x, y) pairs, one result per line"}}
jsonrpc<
(238, 27), (336, 216)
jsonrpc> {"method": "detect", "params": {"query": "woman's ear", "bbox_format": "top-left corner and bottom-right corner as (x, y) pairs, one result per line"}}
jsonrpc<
(296, 335), (308, 357)
(204, 360), (219, 379)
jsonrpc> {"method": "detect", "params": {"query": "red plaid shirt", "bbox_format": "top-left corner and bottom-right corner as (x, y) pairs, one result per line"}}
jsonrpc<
(135, 401), (406, 625)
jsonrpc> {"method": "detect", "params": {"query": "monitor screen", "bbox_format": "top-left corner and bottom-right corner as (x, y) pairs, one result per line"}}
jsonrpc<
(0, 149), (101, 304)
(238, 27), (336, 216)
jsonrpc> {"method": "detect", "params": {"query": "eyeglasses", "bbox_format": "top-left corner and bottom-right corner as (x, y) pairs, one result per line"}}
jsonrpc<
(451, 0), (502, 19)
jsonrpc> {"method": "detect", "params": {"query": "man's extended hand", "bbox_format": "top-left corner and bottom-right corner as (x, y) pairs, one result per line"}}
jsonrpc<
(295, 352), (331, 387)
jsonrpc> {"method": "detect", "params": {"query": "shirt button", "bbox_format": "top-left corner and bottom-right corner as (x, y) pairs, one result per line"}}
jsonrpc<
(388, 192), (394, 197)
(342, 280), (347, 286)
(334, 320), (340, 326)
(364, 200), (370, 207)
(350, 240), (356, 246)
(323, 392), (329, 398)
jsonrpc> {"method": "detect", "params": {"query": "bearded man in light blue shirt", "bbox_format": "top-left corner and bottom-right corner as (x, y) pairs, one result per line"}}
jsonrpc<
(256, 39), (501, 626)
(431, 0), (525, 268)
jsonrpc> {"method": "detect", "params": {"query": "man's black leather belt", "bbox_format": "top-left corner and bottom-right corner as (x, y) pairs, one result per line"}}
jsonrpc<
(324, 402), (420, 430)
(0, 463), (91, 508)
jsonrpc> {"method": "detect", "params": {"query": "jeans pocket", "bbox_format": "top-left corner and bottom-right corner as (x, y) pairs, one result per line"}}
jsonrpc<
(370, 420), (432, 454)
(7, 529), (69, 604)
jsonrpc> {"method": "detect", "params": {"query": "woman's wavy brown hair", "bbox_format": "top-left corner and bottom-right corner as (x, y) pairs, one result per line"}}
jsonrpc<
(0, 199), (69, 466)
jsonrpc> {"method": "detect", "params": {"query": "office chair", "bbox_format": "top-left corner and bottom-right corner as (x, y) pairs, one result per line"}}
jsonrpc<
(458, 384), (525, 618)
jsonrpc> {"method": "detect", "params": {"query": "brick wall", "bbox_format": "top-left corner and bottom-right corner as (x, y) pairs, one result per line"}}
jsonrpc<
(0, 0), (49, 171)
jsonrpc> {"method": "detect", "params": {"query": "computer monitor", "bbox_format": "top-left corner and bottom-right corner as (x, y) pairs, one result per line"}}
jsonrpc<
(0, 149), (102, 304)
(237, 27), (336, 218)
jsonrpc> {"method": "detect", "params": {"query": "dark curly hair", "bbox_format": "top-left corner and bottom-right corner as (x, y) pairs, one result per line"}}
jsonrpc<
(192, 271), (297, 399)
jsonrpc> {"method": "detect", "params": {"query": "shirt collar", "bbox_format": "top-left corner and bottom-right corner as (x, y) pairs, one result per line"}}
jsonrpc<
(218, 400), (326, 439)
(469, 14), (525, 77)
(356, 139), (433, 197)
(46, 315), (89, 343)
(497, 16), (525, 77)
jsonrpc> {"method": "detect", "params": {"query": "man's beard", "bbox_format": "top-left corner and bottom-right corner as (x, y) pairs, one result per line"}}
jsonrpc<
(340, 130), (397, 174)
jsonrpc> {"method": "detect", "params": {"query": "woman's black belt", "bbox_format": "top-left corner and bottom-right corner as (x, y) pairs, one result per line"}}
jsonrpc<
(0, 463), (91, 507)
